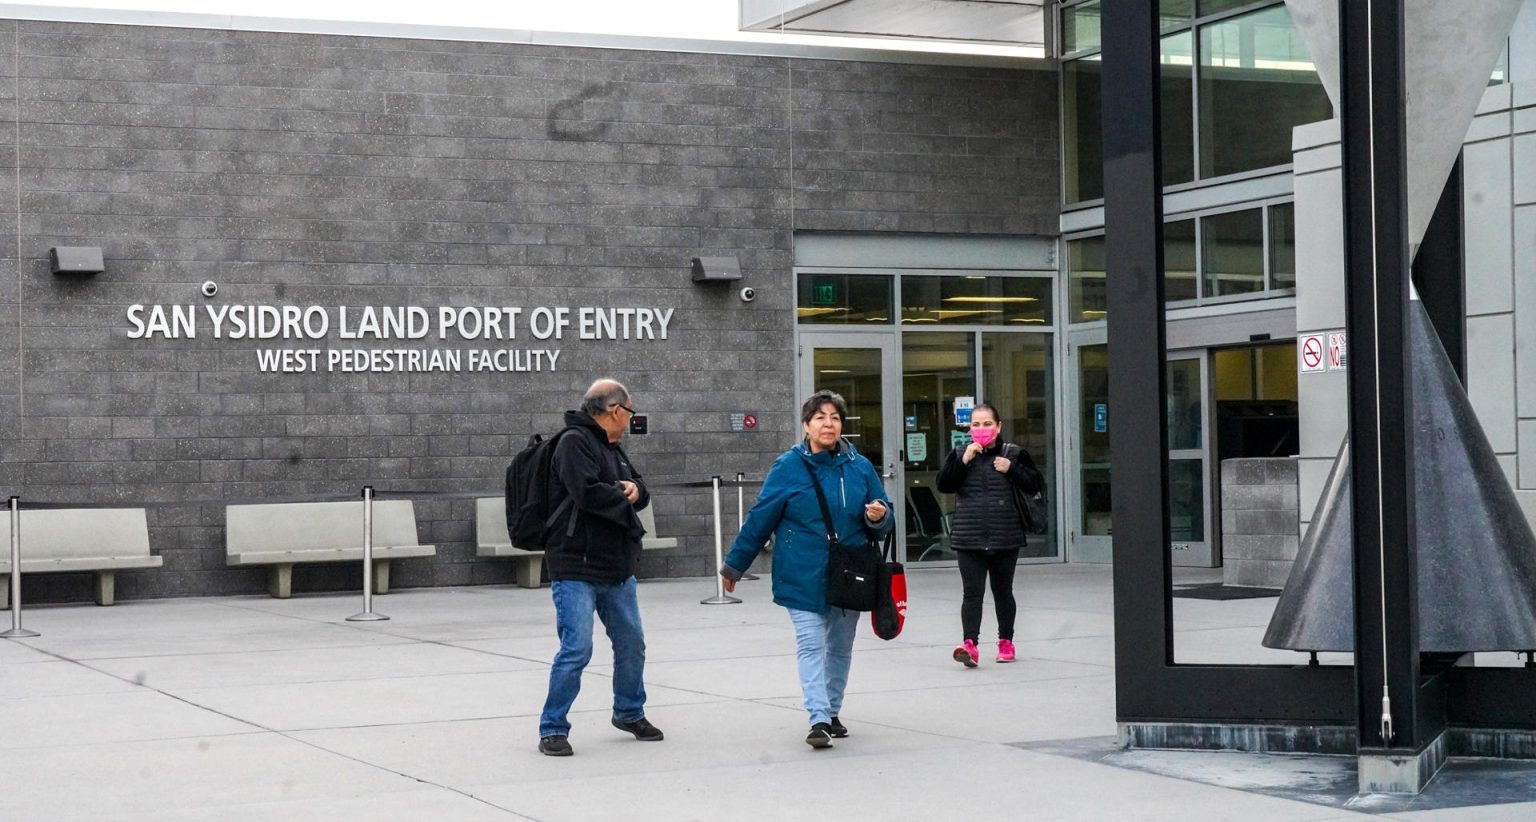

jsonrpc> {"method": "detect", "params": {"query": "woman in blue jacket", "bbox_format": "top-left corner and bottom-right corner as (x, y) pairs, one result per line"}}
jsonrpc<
(720, 390), (893, 749)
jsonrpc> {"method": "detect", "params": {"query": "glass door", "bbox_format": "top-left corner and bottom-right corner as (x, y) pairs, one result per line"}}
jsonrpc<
(1067, 334), (1113, 563)
(1065, 337), (1214, 566)
(797, 332), (903, 557)
(1167, 352), (1213, 566)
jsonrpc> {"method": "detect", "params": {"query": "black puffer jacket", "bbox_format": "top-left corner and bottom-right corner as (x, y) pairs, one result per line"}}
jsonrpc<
(544, 410), (650, 583)
(935, 442), (1043, 552)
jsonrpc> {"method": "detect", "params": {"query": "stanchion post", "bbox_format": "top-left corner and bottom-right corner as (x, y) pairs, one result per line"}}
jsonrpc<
(736, 472), (759, 581)
(2, 496), (40, 638)
(701, 476), (741, 605)
(347, 486), (389, 622)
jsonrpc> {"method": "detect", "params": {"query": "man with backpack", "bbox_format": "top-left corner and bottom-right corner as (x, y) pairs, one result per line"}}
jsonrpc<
(536, 378), (662, 757)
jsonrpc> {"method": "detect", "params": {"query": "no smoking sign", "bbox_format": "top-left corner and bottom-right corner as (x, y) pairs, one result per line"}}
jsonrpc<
(1299, 334), (1326, 373)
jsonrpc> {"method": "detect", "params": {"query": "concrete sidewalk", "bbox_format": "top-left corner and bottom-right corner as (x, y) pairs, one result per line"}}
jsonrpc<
(1, 564), (1530, 821)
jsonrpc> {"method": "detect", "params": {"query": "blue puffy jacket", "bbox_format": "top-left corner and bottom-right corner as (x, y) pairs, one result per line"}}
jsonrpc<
(723, 438), (893, 614)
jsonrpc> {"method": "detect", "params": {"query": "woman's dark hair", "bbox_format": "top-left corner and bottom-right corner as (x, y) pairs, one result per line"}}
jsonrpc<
(971, 402), (1001, 423)
(800, 389), (849, 424)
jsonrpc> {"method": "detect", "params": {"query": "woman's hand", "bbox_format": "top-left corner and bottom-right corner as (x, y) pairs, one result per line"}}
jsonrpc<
(992, 456), (1012, 474)
(962, 442), (985, 464)
(721, 575), (736, 593)
(864, 500), (888, 523)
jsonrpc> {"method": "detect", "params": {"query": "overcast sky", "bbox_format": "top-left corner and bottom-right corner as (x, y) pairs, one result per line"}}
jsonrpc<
(3, 0), (1037, 56)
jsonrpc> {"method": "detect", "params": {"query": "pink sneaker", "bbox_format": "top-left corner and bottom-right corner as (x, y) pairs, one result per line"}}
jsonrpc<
(996, 638), (1016, 663)
(952, 639), (979, 668)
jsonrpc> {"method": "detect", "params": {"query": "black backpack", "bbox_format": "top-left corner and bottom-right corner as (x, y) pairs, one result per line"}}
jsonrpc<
(505, 427), (580, 550)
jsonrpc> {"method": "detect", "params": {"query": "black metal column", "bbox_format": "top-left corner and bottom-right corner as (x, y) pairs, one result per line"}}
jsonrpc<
(1102, 0), (1172, 710)
(1339, 0), (1438, 755)
(1411, 157), (1466, 384)
(1102, 0), (1353, 732)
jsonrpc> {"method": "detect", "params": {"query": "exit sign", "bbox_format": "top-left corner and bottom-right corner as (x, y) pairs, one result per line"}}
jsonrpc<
(812, 281), (836, 306)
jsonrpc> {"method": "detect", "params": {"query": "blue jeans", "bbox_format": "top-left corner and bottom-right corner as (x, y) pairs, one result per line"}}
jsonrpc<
(787, 606), (860, 726)
(539, 577), (647, 738)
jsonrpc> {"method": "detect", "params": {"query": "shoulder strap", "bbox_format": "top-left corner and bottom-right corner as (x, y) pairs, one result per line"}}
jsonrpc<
(800, 458), (839, 542)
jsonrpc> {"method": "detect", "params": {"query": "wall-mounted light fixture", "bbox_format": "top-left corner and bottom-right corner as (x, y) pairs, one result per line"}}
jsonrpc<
(690, 256), (741, 282)
(49, 246), (104, 275)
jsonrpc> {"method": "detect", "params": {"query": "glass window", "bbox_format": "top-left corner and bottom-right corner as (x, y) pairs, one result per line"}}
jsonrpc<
(1217, 344), (1300, 403)
(1201, 208), (1264, 298)
(901, 276), (1052, 326)
(1078, 344), (1111, 536)
(1162, 32), (1195, 186)
(1269, 202), (1295, 289)
(983, 332), (1057, 557)
(1198, 5), (1332, 178)
(1061, 1), (1102, 54)
(796, 274), (892, 324)
(1063, 55), (1103, 203)
(1160, 0), (1194, 28)
(1067, 236), (1106, 323)
(1199, 0), (1261, 15)
(1166, 358), (1202, 450)
(1165, 218), (1198, 302)
(1492, 42), (1510, 85)
(1168, 458), (1205, 542)
(902, 332), (976, 563)
(811, 347), (885, 468)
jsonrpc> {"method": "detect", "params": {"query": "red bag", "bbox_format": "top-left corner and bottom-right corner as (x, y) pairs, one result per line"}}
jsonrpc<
(871, 534), (906, 640)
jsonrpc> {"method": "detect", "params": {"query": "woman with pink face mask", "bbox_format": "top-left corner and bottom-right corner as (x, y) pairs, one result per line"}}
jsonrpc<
(935, 402), (1044, 667)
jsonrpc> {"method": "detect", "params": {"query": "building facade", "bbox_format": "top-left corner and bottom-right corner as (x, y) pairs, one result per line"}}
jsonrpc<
(0, 14), (1059, 602)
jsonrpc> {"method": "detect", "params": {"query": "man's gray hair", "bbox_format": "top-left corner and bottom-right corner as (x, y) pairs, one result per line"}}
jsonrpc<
(581, 379), (631, 417)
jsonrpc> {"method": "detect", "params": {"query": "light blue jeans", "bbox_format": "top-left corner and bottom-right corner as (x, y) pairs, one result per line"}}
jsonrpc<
(787, 606), (860, 726)
(539, 577), (647, 738)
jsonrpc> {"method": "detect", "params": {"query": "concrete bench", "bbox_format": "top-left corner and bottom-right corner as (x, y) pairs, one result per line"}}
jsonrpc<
(226, 500), (435, 599)
(475, 497), (676, 589)
(0, 508), (161, 608)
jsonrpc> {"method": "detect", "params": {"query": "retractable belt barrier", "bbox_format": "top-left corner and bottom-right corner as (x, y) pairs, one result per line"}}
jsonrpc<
(2, 473), (765, 635)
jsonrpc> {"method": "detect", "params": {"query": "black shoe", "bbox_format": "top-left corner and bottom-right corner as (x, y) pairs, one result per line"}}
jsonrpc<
(538, 735), (573, 757)
(612, 716), (665, 741)
(806, 722), (834, 749)
(828, 716), (848, 738)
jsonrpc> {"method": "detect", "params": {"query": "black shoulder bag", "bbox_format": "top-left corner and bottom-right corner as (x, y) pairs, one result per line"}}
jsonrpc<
(802, 460), (881, 612)
(1004, 444), (1050, 536)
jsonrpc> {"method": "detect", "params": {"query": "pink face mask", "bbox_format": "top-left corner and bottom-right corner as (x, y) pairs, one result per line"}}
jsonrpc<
(970, 427), (997, 447)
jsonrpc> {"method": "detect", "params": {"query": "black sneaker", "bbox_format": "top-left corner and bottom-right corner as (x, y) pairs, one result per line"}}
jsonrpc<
(828, 716), (848, 738)
(611, 716), (665, 741)
(538, 735), (573, 757)
(806, 722), (834, 749)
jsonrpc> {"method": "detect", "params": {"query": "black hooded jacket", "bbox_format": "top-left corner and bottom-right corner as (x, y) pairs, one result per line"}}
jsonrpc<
(544, 410), (650, 583)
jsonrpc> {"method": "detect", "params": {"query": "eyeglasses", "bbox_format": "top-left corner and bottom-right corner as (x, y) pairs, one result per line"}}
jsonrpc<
(614, 403), (636, 416)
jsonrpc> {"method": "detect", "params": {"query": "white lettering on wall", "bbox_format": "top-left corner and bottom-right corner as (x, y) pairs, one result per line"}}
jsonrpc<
(128, 302), (672, 372)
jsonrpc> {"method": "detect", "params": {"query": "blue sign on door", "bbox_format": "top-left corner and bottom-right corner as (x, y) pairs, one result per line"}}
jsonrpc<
(1093, 403), (1108, 433)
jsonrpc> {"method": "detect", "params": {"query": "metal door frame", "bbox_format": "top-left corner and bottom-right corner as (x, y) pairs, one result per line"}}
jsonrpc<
(1065, 329), (1216, 566)
(796, 330), (906, 561)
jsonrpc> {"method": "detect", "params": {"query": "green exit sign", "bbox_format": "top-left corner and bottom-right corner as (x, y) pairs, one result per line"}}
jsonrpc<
(812, 281), (836, 306)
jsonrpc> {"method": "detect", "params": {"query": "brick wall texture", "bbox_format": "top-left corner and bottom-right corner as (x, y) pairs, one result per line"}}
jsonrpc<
(0, 19), (1059, 602)
(1220, 458), (1301, 589)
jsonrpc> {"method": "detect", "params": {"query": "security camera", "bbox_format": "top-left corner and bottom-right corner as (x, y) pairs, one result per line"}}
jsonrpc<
(200, 280), (218, 298)
(739, 286), (756, 303)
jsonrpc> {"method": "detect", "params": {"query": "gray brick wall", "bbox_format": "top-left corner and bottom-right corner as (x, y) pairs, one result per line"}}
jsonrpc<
(0, 19), (1058, 603)
(1220, 458), (1301, 588)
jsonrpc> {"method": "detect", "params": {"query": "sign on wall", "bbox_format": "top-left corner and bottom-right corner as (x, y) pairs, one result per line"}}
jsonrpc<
(1327, 332), (1348, 371)
(1299, 334), (1326, 373)
(124, 303), (675, 374)
(954, 395), (975, 426)
(905, 433), (927, 462)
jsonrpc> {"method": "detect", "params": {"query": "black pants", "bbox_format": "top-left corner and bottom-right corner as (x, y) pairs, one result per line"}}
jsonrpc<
(957, 548), (1020, 643)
